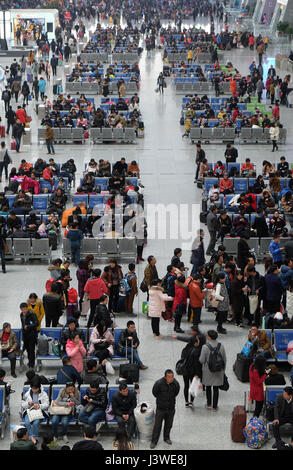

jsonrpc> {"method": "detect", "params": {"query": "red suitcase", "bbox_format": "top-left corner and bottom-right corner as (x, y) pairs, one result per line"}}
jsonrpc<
(231, 393), (247, 442)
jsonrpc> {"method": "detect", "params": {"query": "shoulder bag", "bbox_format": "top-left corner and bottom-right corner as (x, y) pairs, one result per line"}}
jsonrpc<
(49, 400), (72, 416)
(27, 407), (44, 422)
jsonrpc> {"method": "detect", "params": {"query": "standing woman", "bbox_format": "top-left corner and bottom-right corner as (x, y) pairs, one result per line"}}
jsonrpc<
(102, 259), (123, 314)
(148, 279), (174, 339)
(214, 273), (230, 334)
(0, 141), (12, 182)
(157, 72), (165, 94)
(172, 276), (188, 333)
(182, 334), (205, 408)
(32, 76), (39, 101)
(249, 355), (268, 418)
(65, 333), (86, 373)
(76, 259), (90, 310)
(190, 229), (205, 277)
(199, 330), (226, 412)
(269, 123), (279, 152)
(231, 270), (247, 327)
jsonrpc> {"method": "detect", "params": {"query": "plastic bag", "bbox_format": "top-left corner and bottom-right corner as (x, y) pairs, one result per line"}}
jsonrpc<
(188, 377), (203, 398)
(155, 87), (159, 93)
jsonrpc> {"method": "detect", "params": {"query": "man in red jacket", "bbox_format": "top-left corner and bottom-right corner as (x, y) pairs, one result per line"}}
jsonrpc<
(189, 274), (205, 327)
(84, 268), (109, 328)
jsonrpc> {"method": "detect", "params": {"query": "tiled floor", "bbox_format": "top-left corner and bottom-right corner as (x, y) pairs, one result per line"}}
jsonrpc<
(0, 22), (293, 450)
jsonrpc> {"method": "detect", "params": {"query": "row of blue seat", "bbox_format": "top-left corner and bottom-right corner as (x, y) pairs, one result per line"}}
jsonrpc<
(6, 194), (53, 212)
(79, 176), (137, 190)
(72, 194), (135, 210)
(204, 175), (291, 194)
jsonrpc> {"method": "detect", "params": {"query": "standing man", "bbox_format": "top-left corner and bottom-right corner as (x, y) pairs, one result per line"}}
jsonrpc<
(206, 206), (218, 255)
(66, 222), (84, 266)
(224, 143), (238, 165)
(143, 255), (158, 299)
(125, 263), (138, 316)
(1, 86), (11, 113)
(150, 369), (180, 449)
(12, 118), (24, 153)
(0, 217), (7, 273)
(6, 106), (16, 136)
(194, 142), (206, 182)
(20, 302), (38, 369)
(50, 54), (58, 76)
(44, 123), (55, 155)
(256, 78), (264, 103)
(257, 41), (265, 65)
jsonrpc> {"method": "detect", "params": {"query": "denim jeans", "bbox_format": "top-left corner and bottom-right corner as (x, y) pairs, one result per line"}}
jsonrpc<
(71, 246), (80, 265)
(120, 346), (143, 366)
(15, 136), (21, 152)
(78, 409), (105, 426)
(0, 248), (6, 271)
(46, 139), (55, 154)
(51, 414), (71, 437)
(258, 349), (272, 359)
(24, 414), (42, 439)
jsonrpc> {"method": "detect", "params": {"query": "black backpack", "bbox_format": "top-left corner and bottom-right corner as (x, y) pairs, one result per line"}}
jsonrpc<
(207, 343), (225, 372)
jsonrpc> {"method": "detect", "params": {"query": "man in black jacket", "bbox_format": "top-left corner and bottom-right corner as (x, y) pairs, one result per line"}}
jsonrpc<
(0, 217), (7, 273)
(43, 284), (63, 327)
(72, 425), (104, 450)
(112, 383), (137, 437)
(117, 321), (148, 370)
(20, 303), (38, 368)
(2, 86), (11, 113)
(194, 142), (205, 182)
(113, 158), (128, 175)
(79, 380), (108, 427)
(12, 118), (24, 153)
(50, 54), (58, 76)
(237, 232), (253, 272)
(150, 369), (180, 449)
(224, 143), (238, 164)
(6, 106), (16, 136)
(272, 387), (293, 448)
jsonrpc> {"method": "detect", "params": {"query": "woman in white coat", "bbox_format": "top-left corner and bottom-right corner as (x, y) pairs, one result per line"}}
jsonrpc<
(148, 279), (174, 339)
(21, 379), (49, 444)
(269, 123), (279, 152)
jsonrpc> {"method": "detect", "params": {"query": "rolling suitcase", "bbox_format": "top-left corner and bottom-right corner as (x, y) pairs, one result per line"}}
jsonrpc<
(53, 84), (58, 94)
(231, 393), (247, 442)
(119, 340), (139, 384)
(233, 353), (252, 383)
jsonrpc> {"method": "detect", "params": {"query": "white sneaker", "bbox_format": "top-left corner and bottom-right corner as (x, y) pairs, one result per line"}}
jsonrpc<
(105, 360), (115, 375)
(96, 422), (103, 433)
(63, 435), (69, 444)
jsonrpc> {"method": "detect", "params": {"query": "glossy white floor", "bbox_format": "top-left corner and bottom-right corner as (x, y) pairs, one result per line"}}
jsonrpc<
(0, 22), (293, 450)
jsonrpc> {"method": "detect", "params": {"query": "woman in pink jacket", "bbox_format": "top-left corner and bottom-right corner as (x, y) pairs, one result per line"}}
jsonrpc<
(65, 333), (86, 373)
(88, 322), (114, 375)
(148, 279), (173, 339)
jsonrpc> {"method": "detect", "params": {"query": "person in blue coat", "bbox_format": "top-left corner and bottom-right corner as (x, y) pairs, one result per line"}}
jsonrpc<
(269, 235), (284, 268)
(279, 259), (293, 309)
(38, 77), (46, 100)
(264, 265), (282, 314)
(66, 222), (84, 265)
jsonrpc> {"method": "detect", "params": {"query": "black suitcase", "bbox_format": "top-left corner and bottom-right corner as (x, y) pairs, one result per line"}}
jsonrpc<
(233, 353), (252, 383)
(202, 197), (208, 212)
(53, 84), (58, 95)
(119, 340), (139, 384)
(200, 211), (207, 224)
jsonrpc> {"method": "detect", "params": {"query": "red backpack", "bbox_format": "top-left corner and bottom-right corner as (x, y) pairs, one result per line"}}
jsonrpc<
(45, 278), (54, 292)
(68, 288), (78, 304)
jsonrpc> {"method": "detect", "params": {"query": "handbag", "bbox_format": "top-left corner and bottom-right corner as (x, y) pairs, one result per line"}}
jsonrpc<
(48, 400), (72, 416)
(106, 403), (115, 421)
(249, 295), (258, 316)
(188, 377), (203, 398)
(140, 280), (148, 293)
(219, 374), (229, 391)
(207, 289), (219, 308)
(175, 358), (188, 375)
(94, 340), (109, 351)
(11, 140), (16, 151)
(3, 242), (9, 254)
(84, 402), (95, 414)
(26, 407), (44, 422)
